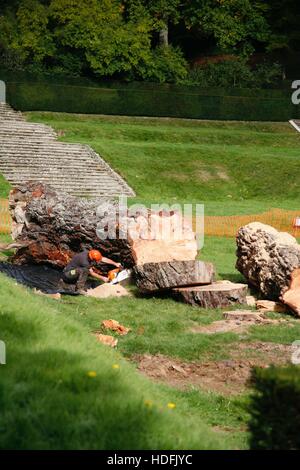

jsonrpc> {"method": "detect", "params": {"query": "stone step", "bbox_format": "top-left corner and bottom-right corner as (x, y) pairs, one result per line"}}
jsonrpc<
(0, 165), (109, 172)
(0, 124), (54, 131)
(4, 180), (125, 191)
(0, 135), (56, 140)
(0, 157), (117, 167)
(0, 103), (135, 197)
(0, 125), (54, 130)
(0, 163), (112, 170)
(1, 147), (91, 152)
(0, 150), (96, 157)
(0, 143), (90, 150)
(2, 174), (121, 183)
(3, 173), (130, 185)
(0, 153), (104, 160)
(0, 162), (108, 169)
(0, 170), (114, 177)
(0, 131), (56, 138)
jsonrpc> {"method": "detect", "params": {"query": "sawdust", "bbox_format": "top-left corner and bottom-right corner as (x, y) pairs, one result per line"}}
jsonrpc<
(85, 283), (131, 299)
(133, 342), (291, 395)
(33, 289), (61, 300)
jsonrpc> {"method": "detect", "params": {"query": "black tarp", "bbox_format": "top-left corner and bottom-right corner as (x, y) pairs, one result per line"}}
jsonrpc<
(0, 262), (97, 294)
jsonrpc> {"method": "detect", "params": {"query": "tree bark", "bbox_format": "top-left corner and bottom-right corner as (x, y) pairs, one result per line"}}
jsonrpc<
(133, 260), (215, 293)
(172, 281), (248, 308)
(159, 25), (169, 47)
(236, 222), (300, 315)
(9, 182), (197, 268)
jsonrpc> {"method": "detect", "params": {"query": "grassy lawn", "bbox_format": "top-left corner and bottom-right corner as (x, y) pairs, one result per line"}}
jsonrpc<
(0, 175), (11, 199)
(1, 113), (300, 449)
(25, 113), (300, 214)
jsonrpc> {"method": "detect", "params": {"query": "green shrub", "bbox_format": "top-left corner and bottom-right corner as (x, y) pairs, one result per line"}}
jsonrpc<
(6, 80), (295, 121)
(249, 365), (300, 450)
(1, 67), (296, 121)
(186, 59), (283, 89)
(140, 46), (188, 84)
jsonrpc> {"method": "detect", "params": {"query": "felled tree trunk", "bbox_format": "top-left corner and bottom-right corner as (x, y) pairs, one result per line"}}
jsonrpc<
(236, 222), (300, 315)
(172, 281), (248, 308)
(133, 260), (215, 293)
(9, 182), (197, 268)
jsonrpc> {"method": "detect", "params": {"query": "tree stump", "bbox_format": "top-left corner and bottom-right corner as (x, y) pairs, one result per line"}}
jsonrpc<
(133, 260), (215, 293)
(236, 222), (300, 315)
(172, 281), (248, 308)
(9, 182), (198, 268)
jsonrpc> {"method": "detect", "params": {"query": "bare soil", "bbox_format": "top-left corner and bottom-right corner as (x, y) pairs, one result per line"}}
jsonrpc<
(189, 317), (291, 335)
(132, 341), (291, 395)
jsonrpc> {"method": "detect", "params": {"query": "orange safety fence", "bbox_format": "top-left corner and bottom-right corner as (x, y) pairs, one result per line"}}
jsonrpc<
(202, 208), (300, 238)
(0, 199), (11, 234)
(1, 199), (300, 238)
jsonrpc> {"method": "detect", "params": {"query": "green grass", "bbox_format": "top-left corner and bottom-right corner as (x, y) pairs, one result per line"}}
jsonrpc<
(25, 113), (300, 214)
(0, 174), (11, 199)
(2, 234), (298, 449)
(1, 113), (300, 449)
(0, 272), (248, 450)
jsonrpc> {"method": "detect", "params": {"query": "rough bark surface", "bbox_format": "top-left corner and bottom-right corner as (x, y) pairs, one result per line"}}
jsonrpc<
(172, 282), (248, 308)
(9, 182), (197, 268)
(236, 222), (300, 315)
(133, 260), (215, 293)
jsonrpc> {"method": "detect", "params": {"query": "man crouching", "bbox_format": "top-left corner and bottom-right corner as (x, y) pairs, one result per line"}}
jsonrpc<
(61, 249), (121, 294)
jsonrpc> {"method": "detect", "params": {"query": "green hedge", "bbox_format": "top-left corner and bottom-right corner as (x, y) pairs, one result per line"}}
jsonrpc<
(1, 75), (298, 121)
(249, 365), (300, 449)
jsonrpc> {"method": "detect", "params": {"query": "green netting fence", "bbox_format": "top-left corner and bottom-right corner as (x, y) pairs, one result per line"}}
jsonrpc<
(1, 70), (298, 121)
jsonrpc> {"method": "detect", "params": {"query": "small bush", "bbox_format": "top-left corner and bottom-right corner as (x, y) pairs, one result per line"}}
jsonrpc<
(139, 46), (188, 84)
(249, 365), (300, 450)
(186, 59), (283, 89)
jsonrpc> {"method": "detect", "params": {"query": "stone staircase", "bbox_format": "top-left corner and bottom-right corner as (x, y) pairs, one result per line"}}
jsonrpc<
(0, 103), (135, 198)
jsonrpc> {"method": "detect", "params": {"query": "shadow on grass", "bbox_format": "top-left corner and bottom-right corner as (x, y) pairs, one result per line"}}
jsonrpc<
(0, 306), (222, 450)
(0, 345), (181, 449)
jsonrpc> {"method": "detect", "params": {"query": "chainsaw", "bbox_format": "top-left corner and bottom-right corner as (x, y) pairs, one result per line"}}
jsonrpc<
(108, 267), (131, 285)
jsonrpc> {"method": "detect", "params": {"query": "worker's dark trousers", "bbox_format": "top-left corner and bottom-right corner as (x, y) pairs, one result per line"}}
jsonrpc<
(62, 267), (89, 290)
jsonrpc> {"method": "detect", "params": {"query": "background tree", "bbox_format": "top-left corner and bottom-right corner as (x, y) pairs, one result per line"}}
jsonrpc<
(0, 0), (299, 83)
(265, 0), (300, 53)
(182, 0), (270, 56)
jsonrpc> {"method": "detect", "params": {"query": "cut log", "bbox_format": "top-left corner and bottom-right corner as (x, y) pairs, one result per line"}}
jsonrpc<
(133, 260), (215, 293)
(9, 182), (197, 268)
(172, 281), (248, 308)
(236, 222), (300, 315)
(223, 310), (265, 322)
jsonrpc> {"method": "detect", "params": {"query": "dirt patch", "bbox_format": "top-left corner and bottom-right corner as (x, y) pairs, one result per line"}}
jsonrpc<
(195, 170), (214, 182)
(132, 342), (291, 395)
(230, 341), (291, 362)
(190, 320), (250, 334)
(189, 317), (291, 335)
(194, 164), (230, 182)
(216, 167), (230, 181)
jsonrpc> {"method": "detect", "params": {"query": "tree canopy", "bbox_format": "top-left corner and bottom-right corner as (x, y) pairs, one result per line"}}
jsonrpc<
(0, 0), (298, 84)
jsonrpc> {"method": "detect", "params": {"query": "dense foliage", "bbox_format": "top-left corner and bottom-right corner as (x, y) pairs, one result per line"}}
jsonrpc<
(249, 366), (300, 450)
(0, 0), (299, 84)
